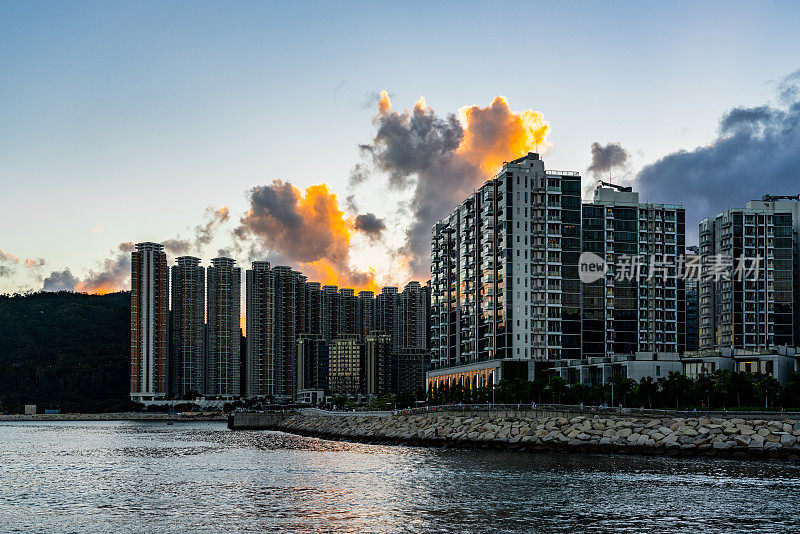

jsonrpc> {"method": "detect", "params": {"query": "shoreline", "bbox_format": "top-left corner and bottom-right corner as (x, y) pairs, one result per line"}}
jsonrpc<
(272, 426), (800, 461)
(0, 413), (226, 422)
(231, 410), (800, 462)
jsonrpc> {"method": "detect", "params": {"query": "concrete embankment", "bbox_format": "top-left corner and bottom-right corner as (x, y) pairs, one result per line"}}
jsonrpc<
(230, 410), (800, 460)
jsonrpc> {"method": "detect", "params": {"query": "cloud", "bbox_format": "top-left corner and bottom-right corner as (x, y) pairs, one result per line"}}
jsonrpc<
(41, 269), (79, 292)
(40, 241), (132, 294)
(0, 248), (20, 264)
(24, 258), (46, 268)
(353, 213), (386, 238)
(636, 68), (800, 241)
(356, 93), (551, 278)
(234, 180), (377, 290)
(160, 206), (230, 256)
(163, 238), (192, 255)
(0, 248), (21, 278)
(195, 207), (230, 247)
(588, 142), (630, 176)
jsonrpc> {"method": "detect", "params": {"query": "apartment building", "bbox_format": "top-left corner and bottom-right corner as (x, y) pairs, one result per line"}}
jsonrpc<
(429, 152), (581, 386)
(170, 256), (205, 397)
(699, 196), (799, 350)
(206, 257), (241, 398)
(130, 242), (169, 402)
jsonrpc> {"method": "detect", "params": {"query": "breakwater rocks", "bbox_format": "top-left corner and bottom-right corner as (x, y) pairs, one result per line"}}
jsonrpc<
(265, 411), (800, 460)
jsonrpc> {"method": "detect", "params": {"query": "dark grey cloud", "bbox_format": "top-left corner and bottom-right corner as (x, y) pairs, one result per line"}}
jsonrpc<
(367, 107), (464, 190)
(233, 180), (377, 287)
(358, 105), (476, 277)
(163, 238), (191, 255)
(40, 241), (133, 293)
(348, 162), (371, 187)
(353, 213), (386, 238)
(0, 265), (11, 277)
(42, 269), (79, 292)
(160, 206), (230, 257)
(636, 69), (800, 243)
(195, 207), (230, 247)
(588, 142), (629, 176)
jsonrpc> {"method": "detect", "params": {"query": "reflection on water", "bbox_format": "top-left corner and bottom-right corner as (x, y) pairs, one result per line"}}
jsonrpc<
(1, 421), (799, 533)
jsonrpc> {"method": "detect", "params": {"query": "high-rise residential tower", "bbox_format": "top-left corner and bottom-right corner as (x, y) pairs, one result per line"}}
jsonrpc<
(272, 266), (307, 398)
(170, 256), (205, 397)
(699, 196), (800, 350)
(329, 334), (364, 395)
(398, 281), (429, 351)
(357, 290), (376, 340)
(245, 262), (307, 399)
(206, 257), (241, 398)
(375, 287), (399, 352)
(581, 186), (686, 357)
(429, 153), (581, 386)
(130, 242), (169, 402)
(245, 261), (273, 397)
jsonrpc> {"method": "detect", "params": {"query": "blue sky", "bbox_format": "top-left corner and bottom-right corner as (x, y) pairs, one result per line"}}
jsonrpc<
(2, 1), (800, 292)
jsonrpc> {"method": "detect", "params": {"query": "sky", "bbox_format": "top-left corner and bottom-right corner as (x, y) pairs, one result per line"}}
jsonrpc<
(2, 1), (800, 294)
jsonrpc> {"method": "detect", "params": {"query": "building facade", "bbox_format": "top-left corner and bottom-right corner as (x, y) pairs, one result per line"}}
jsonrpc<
(328, 334), (364, 395)
(699, 197), (799, 350)
(582, 187), (686, 358)
(429, 152), (582, 379)
(206, 257), (241, 398)
(170, 256), (205, 397)
(130, 242), (169, 402)
(245, 262), (307, 399)
(398, 281), (429, 351)
(245, 261), (273, 397)
(297, 333), (329, 393)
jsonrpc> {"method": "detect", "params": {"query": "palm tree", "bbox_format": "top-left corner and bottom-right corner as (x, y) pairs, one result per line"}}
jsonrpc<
(636, 377), (658, 408)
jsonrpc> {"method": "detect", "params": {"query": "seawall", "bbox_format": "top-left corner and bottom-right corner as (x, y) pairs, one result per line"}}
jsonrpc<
(231, 410), (800, 460)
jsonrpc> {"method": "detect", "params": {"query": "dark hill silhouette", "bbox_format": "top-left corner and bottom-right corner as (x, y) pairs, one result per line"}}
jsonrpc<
(0, 291), (132, 413)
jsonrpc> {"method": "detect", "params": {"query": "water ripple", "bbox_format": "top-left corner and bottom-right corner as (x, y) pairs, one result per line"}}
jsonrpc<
(0, 421), (799, 533)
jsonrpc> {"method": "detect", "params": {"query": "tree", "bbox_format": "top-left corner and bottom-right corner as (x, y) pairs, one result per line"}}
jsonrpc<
(781, 373), (800, 409)
(658, 372), (693, 409)
(694, 374), (714, 408)
(729, 371), (754, 408)
(548, 376), (567, 404)
(0, 291), (131, 413)
(753, 375), (781, 409)
(635, 377), (659, 408)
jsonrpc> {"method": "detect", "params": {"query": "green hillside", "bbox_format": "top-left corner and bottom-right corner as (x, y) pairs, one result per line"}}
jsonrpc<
(0, 291), (132, 413)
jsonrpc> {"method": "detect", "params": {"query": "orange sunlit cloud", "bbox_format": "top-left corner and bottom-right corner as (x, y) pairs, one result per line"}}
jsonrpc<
(301, 258), (378, 293)
(75, 281), (117, 295)
(377, 90), (392, 114)
(0, 248), (20, 263)
(237, 180), (379, 290)
(458, 95), (552, 175)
